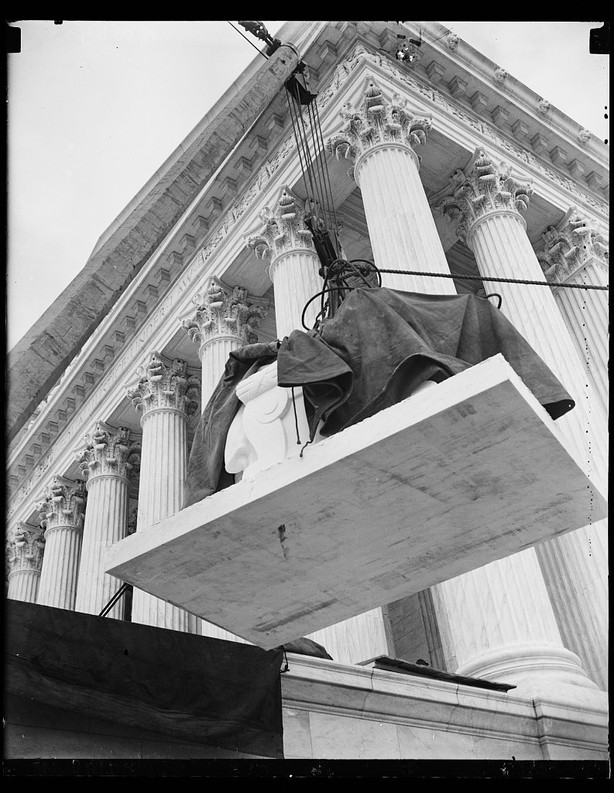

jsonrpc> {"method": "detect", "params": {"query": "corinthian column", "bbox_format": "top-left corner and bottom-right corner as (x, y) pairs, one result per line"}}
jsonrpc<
(127, 352), (200, 630)
(247, 186), (323, 336)
(181, 277), (269, 403)
(36, 477), (87, 610)
(74, 421), (140, 619)
(7, 522), (46, 603)
(440, 148), (608, 689)
(539, 208), (609, 422)
(328, 75), (455, 294)
(181, 277), (268, 642)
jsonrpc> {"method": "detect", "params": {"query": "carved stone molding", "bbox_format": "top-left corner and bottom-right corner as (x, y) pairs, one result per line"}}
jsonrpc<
(225, 361), (312, 480)
(127, 352), (200, 417)
(181, 276), (268, 348)
(76, 421), (140, 485)
(539, 206), (609, 283)
(7, 522), (46, 574)
(445, 33), (459, 51)
(247, 186), (316, 262)
(327, 75), (432, 169)
(37, 476), (87, 532)
(578, 128), (592, 145)
(437, 147), (533, 243)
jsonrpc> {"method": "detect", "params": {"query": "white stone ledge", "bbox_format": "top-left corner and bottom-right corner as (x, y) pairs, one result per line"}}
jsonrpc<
(280, 653), (608, 760)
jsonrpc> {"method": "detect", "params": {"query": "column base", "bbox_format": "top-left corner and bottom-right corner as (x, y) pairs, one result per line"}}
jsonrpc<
(456, 643), (599, 695)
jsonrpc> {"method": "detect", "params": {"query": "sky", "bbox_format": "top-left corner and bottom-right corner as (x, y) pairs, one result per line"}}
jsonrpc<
(6, 20), (609, 350)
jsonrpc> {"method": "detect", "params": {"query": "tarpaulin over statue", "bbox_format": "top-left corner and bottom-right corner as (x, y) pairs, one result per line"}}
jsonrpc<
(184, 287), (574, 507)
(5, 600), (284, 758)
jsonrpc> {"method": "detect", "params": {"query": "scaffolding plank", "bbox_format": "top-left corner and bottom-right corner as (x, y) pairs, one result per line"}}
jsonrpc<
(106, 355), (607, 649)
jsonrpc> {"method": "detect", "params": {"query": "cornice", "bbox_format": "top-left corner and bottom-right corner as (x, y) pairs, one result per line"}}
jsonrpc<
(402, 22), (608, 166)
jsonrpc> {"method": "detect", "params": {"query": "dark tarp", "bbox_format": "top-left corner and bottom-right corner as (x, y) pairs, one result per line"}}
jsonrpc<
(276, 637), (333, 660)
(184, 287), (574, 507)
(5, 600), (284, 759)
(367, 656), (516, 692)
(185, 342), (279, 506)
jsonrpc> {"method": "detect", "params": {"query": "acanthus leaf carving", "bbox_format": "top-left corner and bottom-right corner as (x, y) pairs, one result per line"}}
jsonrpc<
(37, 476), (87, 531)
(327, 76), (432, 170)
(439, 148), (533, 243)
(539, 206), (609, 283)
(247, 186), (316, 262)
(76, 421), (138, 481)
(7, 522), (46, 574)
(126, 352), (201, 416)
(181, 277), (269, 347)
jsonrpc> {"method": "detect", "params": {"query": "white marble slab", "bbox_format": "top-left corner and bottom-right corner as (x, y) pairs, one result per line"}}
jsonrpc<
(106, 354), (607, 649)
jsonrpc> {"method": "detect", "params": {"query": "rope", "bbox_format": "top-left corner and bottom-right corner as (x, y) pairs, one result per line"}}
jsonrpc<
(377, 269), (609, 291)
(291, 387), (302, 445)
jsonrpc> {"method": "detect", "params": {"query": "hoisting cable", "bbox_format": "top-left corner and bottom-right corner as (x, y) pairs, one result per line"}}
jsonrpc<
(377, 269), (609, 290)
(284, 69), (341, 276)
(300, 259), (608, 331)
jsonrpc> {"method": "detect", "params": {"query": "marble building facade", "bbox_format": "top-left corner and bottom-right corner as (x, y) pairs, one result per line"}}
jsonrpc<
(6, 22), (609, 760)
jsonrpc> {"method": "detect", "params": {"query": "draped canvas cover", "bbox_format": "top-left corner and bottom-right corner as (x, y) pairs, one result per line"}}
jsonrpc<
(5, 600), (284, 758)
(185, 288), (574, 508)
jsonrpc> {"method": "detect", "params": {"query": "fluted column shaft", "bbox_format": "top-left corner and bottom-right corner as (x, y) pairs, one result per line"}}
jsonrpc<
(539, 209), (609, 425)
(553, 261), (609, 422)
(36, 478), (87, 610)
(328, 75), (454, 296)
(269, 249), (323, 337)
(127, 353), (199, 631)
(74, 423), (138, 619)
(438, 549), (592, 687)
(354, 143), (456, 294)
(468, 211), (607, 481)
(78, 475), (129, 617)
(134, 407), (187, 629)
(7, 523), (46, 603)
(444, 150), (608, 688)
(248, 187), (323, 336)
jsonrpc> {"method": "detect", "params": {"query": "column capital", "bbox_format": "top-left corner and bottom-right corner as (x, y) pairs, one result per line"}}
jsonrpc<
(246, 186), (316, 263)
(37, 476), (87, 532)
(327, 75), (432, 173)
(181, 277), (268, 350)
(76, 421), (140, 485)
(7, 522), (46, 575)
(538, 206), (609, 284)
(127, 352), (200, 418)
(439, 148), (533, 244)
